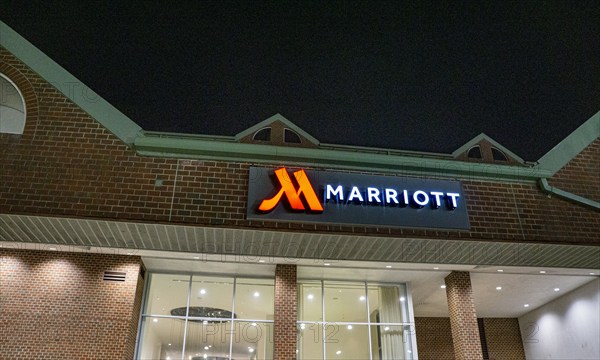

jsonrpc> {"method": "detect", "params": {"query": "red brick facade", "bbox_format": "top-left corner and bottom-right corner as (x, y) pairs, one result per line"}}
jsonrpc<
(274, 264), (297, 360)
(0, 248), (143, 359)
(1, 46), (599, 246)
(415, 317), (525, 360)
(549, 137), (600, 202)
(445, 271), (484, 360)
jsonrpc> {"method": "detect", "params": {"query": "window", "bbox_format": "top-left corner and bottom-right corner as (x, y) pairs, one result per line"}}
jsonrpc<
(137, 273), (274, 360)
(284, 128), (302, 144)
(253, 127), (271, 141)
(0, 73), (26, 134)
(491, 147), (508, 161)
(467, 146), (482, 159)
(297, 281), (414, 359)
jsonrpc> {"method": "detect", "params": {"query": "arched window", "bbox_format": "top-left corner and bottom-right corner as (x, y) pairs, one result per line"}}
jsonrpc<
(284, 128), (302, 144)
(491, 147), (508, 161)
(252, 127), (271, 141)
(467, 145), (482, 159)
(0, 73), (26, 134)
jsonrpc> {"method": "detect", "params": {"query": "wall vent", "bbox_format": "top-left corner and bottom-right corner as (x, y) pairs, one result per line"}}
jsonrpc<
(103, 271), (126, 282)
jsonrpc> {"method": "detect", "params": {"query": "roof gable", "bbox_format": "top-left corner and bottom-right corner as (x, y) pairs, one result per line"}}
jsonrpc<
(234, 113), (319, 145)
(0, 20), (141, 146)
(452, 133), (525, 164)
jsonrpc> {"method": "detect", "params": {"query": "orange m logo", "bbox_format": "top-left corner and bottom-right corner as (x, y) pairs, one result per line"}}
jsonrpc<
(259, 168), (324, 212)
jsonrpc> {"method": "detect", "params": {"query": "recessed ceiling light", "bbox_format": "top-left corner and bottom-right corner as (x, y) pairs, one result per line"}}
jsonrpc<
(590, 272), (595, 275)
(554, 288), (560, 292)
(359, 296), (366, 301)
(496, 286), (502, 290)
(49, 247), (56, 250)
(347, 325), (353, 330)
(307, 294), (314, 300)
(193, 256), (200, 260)
(324, 263), (331, 266)
(251, 322), (257, 327)
(258, 259), (265, 263)
(539, 270), (546, 274)
(400, 297), (406, 302)
(168, 343), (171, 346)
(200, 289), (206, 295)
(249, 347), (254, 353)
(497, 269), (503, 272)
(253, 291), (260, 297)
(433, 267), (439, 270)
(300, 323), (306, 330)
(384, 326), (390, 331)
(386, 265), (392, 268)
(440, 285), (446, 289)
(202, 320), (208, 325)
(524, 304), (530, 307)
(152, 318), (158, 323)
(336, 350), (342, 355)
(166, 357), (171, 360)
(204, 346), (209, 350)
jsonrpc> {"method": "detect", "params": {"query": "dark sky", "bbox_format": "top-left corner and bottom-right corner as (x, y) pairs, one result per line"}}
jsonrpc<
(2, 1), (599, 160)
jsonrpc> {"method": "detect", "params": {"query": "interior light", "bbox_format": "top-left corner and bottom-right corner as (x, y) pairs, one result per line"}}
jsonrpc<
(127, 252), (133, 255)
(259, 260), (265, 263)
(193, 256), (200, 260)
(400, 297), (406, 302)
(359, 296), (366, 301)
(202, 320), (208, 325)
(253, 291), (260, 297)
(539, 270), (546, 274)
(251, 322), (257, 326)
(336, 350), (342, 355)
(497, 269), (503, 272)
(386, 265), (392, 268)
(168, 343), (171, 346)
(591, 273), (596, 275)
(554, 288), (560, 292)
(49, 247), (57, 250)
(440, 285), (446, 289)
(433, 267), (439, 270)
(203, 355), (207, 359)
(152, 318), (158, 323)
(307, 294), (314, 300)
(249, 347), (254, 353)
(496, 286), (502, 290)
(200, 289), (206, 295)
(384, 326), (390, 331)
(300, 323), (306, 330)
(347, 325), (353, 330)
(524, 304), (530, 307)
(204, 346), (209, 350)
(166, 357), (171, 360)
(324, 263), (331, 266)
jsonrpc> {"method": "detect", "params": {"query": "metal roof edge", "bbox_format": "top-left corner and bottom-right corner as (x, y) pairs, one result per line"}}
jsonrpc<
(134, 134), (551, 181)
(0, 20), (141, 146)
(535, 111), (600, 175)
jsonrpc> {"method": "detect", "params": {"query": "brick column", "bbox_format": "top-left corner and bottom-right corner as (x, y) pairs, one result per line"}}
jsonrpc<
(445, 271), (484, 360)
(274, 264), (297, 360)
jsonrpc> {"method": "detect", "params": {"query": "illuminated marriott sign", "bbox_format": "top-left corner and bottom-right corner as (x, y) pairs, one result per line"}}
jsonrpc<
(247, 167), (470, 230)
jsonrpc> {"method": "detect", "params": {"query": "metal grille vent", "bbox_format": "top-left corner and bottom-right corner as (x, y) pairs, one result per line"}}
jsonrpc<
(103, 271), (126, 282)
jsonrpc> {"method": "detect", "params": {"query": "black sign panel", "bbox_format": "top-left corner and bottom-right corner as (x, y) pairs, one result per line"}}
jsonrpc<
(247, 167), (470, 230)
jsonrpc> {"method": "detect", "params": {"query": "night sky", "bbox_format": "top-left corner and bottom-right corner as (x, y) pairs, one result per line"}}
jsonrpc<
(2, 1), (599, 160)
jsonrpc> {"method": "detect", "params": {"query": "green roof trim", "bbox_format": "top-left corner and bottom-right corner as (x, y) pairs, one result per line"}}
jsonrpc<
(535, 111), (600, 175)
(134, 132), (553, 181)
(234, 113), (320, 144)
(0, 20), (141, 145)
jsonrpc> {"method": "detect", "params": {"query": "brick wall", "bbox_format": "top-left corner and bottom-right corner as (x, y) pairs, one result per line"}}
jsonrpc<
(274, 264), (297, 360)
(549, 137), (600, 202)
(483, 318), (525, 360)
(0, 248), (143, 359)
(415, 317), (455, 360)
(415, 317), (525, 360)
(445, 271), (483, 360)
(1, 46), (598, 246)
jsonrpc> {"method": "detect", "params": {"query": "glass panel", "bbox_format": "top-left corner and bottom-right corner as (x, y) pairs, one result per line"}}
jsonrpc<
(231, 321), (274, 360)
(492, 147), (508, 161)
(138, 317), (185, 360)
(370, 325), (411, 360)
(298, 281), (322, 321)
(189, 276), (234, 320)
(145, 274), (190, 316)
(368, 285), (406, 323)
(297, 322), (323, 360)
(183, 320), (232, 360)
(323, 282), (367, 323)
(467, 146), (482, 159)
(325, 324), (370, 360)
(235, 278), (275, 320)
